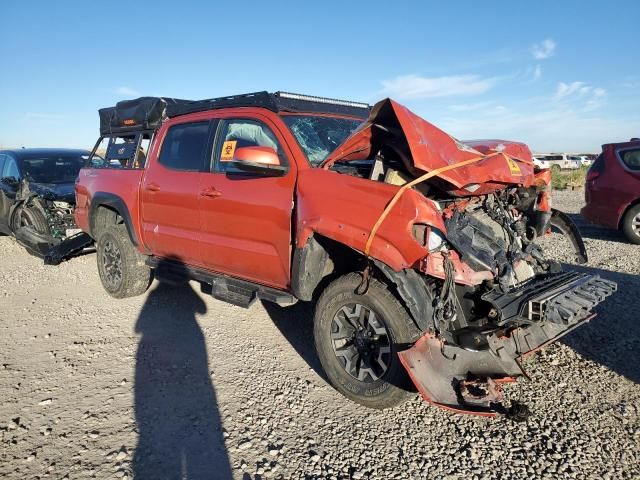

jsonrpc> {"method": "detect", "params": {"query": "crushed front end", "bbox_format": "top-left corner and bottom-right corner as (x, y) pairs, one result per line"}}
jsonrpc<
(400, 170), (617, 416)
(320, 98), (618, 416)
(12, 179), (92, 264)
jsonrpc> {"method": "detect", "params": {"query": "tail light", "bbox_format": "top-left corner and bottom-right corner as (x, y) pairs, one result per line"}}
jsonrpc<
(586, 169), (601, 181)
(586, 153), (605, 182)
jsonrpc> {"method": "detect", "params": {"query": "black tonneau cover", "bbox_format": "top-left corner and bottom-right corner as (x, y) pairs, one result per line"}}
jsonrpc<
(99, 92), (370, 135)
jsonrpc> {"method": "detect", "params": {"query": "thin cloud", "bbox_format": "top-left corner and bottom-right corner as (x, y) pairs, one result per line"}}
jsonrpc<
(116, 86), (141, 97)
(380, 74), (497, 100)
(438, 106), (637, 152)
(531, 39), (556, 60)
(522, 64), (543, 83)
(554, 82), (607, 105)
(554, 81), (588, 100)
(448, 101), (494, 112)
(532, 64), (542, 81)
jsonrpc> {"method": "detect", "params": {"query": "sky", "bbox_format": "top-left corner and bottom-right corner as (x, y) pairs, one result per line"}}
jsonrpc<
(1, 0), (639, 153)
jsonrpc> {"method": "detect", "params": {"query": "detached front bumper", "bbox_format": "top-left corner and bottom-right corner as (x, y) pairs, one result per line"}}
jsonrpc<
(14, 226), (93, 265)
(398, 271), (617, 417)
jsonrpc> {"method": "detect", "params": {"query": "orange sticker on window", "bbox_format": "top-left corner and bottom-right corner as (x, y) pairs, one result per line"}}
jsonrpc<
(505, 156), (522, 175)
(220, 140), (237, 161)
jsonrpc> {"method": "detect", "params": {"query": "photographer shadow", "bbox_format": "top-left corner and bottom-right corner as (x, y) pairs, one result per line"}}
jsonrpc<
(132, 262), (232, 479)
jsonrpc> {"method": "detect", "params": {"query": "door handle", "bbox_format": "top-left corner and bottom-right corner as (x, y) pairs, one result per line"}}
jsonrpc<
(145, 183), (161, 192)
(200, 187), (222, 198)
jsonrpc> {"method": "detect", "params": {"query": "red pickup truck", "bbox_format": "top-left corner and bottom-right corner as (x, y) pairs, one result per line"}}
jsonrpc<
(75, 92), (616, 417)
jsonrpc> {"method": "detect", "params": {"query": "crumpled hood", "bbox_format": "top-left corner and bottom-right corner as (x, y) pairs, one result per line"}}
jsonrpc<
(27, 182), (76, 203)
(322, 98), (535, 194)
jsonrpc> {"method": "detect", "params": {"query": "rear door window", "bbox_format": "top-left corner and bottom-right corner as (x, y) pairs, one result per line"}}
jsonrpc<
(159, 122), (212, 172)
(620, 148), (640, 171)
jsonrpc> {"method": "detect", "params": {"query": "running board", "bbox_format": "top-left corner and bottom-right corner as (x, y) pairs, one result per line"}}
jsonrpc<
(146, 257), (296, 308)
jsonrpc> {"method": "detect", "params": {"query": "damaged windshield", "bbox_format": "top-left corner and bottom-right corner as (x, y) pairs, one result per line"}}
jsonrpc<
(282, 115), (363, 166)
(20, 155), (85, 184)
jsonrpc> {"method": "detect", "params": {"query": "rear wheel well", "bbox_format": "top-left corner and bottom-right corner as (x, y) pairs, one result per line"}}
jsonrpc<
(91, 205), (123, 240)
(619, 198), (640, 229)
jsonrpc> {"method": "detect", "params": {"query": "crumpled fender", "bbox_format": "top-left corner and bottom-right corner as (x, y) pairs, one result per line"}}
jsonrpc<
(321, 98), (535, 194)
(295, 168), (444, 271)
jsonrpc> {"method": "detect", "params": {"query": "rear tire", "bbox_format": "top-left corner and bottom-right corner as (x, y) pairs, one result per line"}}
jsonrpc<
(96, 225), (152, 298)
(621, 204), (640, 245)
(313, 272), (419, 409)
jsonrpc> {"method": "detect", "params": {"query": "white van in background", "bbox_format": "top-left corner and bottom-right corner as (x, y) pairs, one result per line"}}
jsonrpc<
(532, 156), (551, 169)
(535, 153), (581, 169)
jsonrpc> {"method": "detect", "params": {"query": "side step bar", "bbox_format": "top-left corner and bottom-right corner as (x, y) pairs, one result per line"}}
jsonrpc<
(146, 256), (296, 308)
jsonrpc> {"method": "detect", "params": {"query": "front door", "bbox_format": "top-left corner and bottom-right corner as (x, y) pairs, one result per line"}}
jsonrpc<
(140, 120), (213, 266)
(199, 116), (296, 289)
(0, 155), (19, 233)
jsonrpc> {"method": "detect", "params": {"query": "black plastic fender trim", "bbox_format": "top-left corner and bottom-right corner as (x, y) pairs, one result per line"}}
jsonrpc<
(89, 192), (139, 246)
(550, 208), (588, 264)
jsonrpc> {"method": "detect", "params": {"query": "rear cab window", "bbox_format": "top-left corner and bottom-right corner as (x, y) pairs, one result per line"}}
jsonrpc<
(88, 131), (153, 169)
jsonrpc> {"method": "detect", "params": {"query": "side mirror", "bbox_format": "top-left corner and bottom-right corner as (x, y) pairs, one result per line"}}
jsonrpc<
(226, 146), (286, 177)
(233, 146), (280, 166)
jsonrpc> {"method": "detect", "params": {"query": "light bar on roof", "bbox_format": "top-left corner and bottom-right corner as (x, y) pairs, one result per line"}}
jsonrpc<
(276, 91), (369, 109)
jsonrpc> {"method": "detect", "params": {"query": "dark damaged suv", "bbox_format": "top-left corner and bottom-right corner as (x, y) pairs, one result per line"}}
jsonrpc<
(0, 148), (89, 256)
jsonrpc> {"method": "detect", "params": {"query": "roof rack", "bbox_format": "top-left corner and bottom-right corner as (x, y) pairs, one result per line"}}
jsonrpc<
(99, 92), (370, 135)
(165, 91), (370, 119)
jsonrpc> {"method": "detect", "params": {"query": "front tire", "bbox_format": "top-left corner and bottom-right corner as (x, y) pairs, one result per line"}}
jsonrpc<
(622, 204), (640, 245)
(314, 273), (420, 409)
(96, 225), (152, 298)
(11, 205), (49, 235)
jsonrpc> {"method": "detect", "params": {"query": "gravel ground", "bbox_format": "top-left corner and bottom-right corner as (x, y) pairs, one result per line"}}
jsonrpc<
(0, 189), (638, 480)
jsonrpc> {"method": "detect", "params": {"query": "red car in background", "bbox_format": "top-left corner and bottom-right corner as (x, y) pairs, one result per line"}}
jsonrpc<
(581, 138), (640, 244)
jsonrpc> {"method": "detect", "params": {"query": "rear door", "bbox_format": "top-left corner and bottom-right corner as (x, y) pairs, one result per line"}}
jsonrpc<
(140, 120), (214, 265)
(199, 115), (296, 289)
(616, 146), (640, 208)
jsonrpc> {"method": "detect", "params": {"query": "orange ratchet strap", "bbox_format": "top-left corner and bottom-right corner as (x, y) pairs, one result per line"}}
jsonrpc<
(364, 152), (514, 256)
